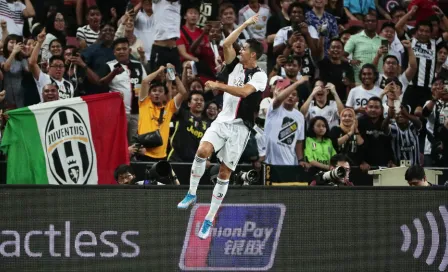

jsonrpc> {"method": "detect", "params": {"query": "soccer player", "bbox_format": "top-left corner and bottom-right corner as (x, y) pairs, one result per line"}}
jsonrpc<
(177, 14), (268, 240)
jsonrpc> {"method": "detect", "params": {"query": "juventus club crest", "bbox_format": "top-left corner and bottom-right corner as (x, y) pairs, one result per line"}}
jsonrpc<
(45, 107), (94, 185)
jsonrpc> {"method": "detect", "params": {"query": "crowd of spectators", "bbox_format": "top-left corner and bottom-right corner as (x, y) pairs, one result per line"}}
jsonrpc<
(0, 0), (448, 184)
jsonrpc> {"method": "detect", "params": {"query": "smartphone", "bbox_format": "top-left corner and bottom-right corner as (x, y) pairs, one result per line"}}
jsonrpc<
(394, 100), (401, 114)
(275, 78), (291, 90)
(381, 40), (389, 52)
(114, 63), (121, 69)
(71, 48), (78, 57)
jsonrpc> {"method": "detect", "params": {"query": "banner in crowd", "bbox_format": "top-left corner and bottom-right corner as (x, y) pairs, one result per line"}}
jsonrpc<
(0, 93), (129, 185)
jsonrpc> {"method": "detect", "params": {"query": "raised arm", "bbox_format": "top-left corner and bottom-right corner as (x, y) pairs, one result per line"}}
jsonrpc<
(274, 77), (308, 109)
(402, 40), (417, 82)
(29, 28), (46, 81)
(22, 0), (35, 18)
(169, 63), (188, 109)
(223, 14), (259, 64)
(300, 86), (319, 115)
(3, 42), (23, 72)
(396, 6), (417, 37)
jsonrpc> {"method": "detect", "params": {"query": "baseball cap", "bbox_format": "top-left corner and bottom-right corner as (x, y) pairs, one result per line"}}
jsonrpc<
(269, 76), (283, 87)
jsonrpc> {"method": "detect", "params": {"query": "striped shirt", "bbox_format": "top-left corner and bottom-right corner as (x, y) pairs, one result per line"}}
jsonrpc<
(410, 38), (436, 89)
(390, 121), (420, 165)
(0, 0), (25, 39)
(76, 25), (100, 47)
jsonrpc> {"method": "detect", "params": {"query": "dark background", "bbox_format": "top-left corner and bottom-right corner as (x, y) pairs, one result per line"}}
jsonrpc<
(0, 186), (447, 271)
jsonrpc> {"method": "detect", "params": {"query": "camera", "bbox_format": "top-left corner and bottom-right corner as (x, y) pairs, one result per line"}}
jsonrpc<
(234, 170), (259, 186)
(144, 161), (177, 185)
(315, 166), (347, 186)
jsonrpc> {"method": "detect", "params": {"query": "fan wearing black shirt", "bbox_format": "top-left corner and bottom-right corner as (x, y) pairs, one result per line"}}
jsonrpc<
(358, 97), (395, 172)
(168, 91), (210, 162)
(318, 38), (354, 101)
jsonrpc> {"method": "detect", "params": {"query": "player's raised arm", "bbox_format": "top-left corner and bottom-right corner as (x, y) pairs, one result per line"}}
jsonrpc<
(222, 14), (259, 64)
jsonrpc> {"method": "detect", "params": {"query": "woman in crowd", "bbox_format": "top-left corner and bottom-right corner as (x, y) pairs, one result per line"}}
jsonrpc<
(0, 35), (27, 108)
(115, 13), (146, 65)
(435, 44), (448, 78)
(203, 100), (218, 122)
(42, 12), (66, 61)
(305, 116), (337, 174)
(330, 108), (364, 165)
(48, 39), (63, 57)
(300, 80), (344, 129)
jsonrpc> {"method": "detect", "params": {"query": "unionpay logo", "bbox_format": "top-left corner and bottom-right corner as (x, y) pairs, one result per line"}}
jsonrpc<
(400, 205), (448, 271)
(179, 204), (286, 271)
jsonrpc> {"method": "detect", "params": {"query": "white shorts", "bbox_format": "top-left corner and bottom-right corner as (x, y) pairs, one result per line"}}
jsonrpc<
(201, 120), (250, 171)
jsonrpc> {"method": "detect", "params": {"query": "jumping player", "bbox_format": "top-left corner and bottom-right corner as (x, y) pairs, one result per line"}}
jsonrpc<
(177, 14), (268, 240)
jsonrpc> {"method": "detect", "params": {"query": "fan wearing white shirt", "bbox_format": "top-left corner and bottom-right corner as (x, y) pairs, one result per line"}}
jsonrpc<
(346, 64), (383, 115)
(300, 80), (344, 129)
(134, 0), (155, 61)
(0, 0), (35, 40)
(238, 0), (271, 40)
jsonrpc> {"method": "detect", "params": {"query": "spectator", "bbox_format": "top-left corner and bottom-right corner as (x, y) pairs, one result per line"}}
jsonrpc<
(273, 2), (319, 57)
(168, 91), (210, 162)
(29, 29), (75, 102)
(330, 108), (364, 164)
(422, 77), (448, 166)
(115, 12), (146, 64)
(326, 0), (349, 26)
(82, 22), (116, 94)
(177, 5), (201, 62)
(344, 14), (384, 83)
(402, 21), (437, 112)
(114, 164), (136, 185)
(138, 64), (188, 161)
(377, 22), (404, 67)
(48, 39), (63, 58)
(40, 83), (59, 103)
(304, 116), (337, 172)
(259, 75), (281, 120)
(280, 36), (316, 79)
(220, 2), (249, 48)
(238, 0), (271, 40)
(64, 47), (100, 97)
(133, 0), (155, 62)
(317, 38), (354, 100)
(375, 40), (417, 93)
(0, 0), (35, 39)
(300, 80), (344, 128)
(42, 12), (67, 62)
(266, 0), (292, 71)
(264, 77), (308, 165)
(383, 103), (422, 166)
(181, 0), (220, 27)
(310, 153), (354, 186)
(343, 0), (375, 21)
(405, 165), (431, 186)
(0, 34), (28, 108)
(358, 97), (395, 171)
(346, 64), (383, 114)
(99, 38), (147, 143)
(395, 5), (418, 40)
(407, 0), (438, 23)
(435, 44), (448, 78)
(306, 0), (338, 53)
(76, 6), (102, 49)
(203, 100), (218, 121)
(380, 78), (404, 118)
(150, 0), (181, 74)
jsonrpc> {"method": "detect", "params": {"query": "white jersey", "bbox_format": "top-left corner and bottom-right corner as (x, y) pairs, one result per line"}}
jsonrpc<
(35, 71), (74, 102)
(215, 58), (268, 123)
(306, 100), (339, 128)
(153, 0), (180, 41)
(410, 38), (436, 88)
(238, 4), (270, 40)
(134, 10), (155, 60)
(264, 103), (305, 165)
(273, 25), (319, 47)
(346, 85), (383, 110)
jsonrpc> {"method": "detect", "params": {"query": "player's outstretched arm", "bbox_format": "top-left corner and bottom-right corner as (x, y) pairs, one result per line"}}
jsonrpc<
(222, 14), (259, 64)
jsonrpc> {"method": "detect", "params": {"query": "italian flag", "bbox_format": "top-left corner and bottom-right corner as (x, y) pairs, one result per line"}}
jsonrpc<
(0, 93), (129, 185)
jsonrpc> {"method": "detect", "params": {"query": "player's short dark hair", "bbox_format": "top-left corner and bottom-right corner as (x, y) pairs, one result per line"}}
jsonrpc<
(405, 165), (426, 182)
(330, 154), (351, 167)
(367, 96), (383, 106)
(114, 164), (135, 182)
(287, 2), (307, 17)
(246, 38), (264, 60)
(49, 55), (65, 65)
(307, 116), (331, 139)
(188, 90), (204, 103)
(415, 20), (433, 33)
(112, 37), (129, 49)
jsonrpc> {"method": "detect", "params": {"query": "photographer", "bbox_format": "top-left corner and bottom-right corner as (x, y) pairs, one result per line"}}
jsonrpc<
(114, 164), (136, 185)
(310, 153), (353, 186)
(137, 63), (188, 162)
(405, 165), (432, 187)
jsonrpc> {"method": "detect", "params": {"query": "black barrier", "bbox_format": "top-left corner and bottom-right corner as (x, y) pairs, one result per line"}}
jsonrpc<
(0, 186), (448, 271)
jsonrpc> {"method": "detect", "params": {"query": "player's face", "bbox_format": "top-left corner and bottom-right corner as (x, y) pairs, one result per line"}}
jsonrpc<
(437, 47), (448, 64)
(383, 58), (398, 74)
(366, 101), (382, 118)
(188, 94), (205, 113)
(361, 68), (375, 86)
(313, 119), (327, 137)
(239, 43), (253, 63)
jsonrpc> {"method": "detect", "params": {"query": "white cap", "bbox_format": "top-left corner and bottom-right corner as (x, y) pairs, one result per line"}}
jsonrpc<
(269, 76), (283, 86)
